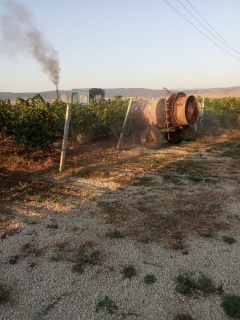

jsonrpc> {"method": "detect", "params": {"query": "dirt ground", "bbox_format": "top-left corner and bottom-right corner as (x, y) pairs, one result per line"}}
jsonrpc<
(1, 129), (240, 245)
(1, 128), (240, 319)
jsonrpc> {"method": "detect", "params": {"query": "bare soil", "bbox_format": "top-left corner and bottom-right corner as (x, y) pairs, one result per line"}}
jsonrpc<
(1, 130), (239, 246)
(1, 129), (240, 319)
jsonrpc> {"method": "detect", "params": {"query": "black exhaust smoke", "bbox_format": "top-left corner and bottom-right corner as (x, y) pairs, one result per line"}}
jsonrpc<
(0, 0), (60, 89)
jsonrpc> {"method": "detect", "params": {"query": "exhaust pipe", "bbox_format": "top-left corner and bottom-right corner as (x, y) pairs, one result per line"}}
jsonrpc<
(56, 84), (59, 100)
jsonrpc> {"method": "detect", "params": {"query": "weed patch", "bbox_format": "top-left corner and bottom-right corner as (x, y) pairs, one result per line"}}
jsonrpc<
(0, 284), (11, 303)
(210, 142), (240, 159)
(174, 160), (206, 175)
(96, 296), (118, 315)
(186, 176), (217, 183)
(131, 176), (153, 186)
(46, 224), (58, 229)
(137, 158), (162, 169)
(196, 274), (215, 294)
(107, 229), (124, 239)
(121, 265), (137, 279)
(25, 220), (38, 225)
(175, 275), (196, 296)
(175, 273), (216, 296)
(210, 203), (221, 209)
(222, 236), (237, 245)
(221, 295), (240, 319)
(144, 274), (156, 284)
(162, 174), (181, 184)
(199, 232), (214, 238)
(98, 202), (116, 214)
(72, 245), (103, 274)
(174, 314), (194, 320)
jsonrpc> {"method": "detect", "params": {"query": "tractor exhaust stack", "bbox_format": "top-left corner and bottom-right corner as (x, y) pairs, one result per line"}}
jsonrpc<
(56, 85), (59, 100)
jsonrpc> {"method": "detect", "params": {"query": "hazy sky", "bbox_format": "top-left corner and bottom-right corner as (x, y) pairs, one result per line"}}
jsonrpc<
(0, 0), (240, 92)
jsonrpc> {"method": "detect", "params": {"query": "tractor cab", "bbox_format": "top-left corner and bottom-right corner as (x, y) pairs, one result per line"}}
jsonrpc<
(71, 88), (105, 106)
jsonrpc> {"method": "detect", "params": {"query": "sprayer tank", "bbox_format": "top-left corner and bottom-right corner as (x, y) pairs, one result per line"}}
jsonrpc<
(131, 92), (199, 130)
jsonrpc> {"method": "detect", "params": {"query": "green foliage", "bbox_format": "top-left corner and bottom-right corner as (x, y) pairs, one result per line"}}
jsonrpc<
(96, 296), (118, 315)
(67, 96), (133, 141)
(175, 314), (194, 320)
(175, 273), (215, 296)
(222, 236), (237, 244)
(0, 94), (66, 149)
(72, 245), (102, 274)
(175, 275), (196, 295)
(50, 99), (67, 132)
(107, 229), (125, 239)
(71, 104), (103, 136)
(0, 284), (11, 303)
(46, 224), (58, 229)
(90, 96), (133, 136)
(221, 295), (240, 319)
(0, 99), (13, 138)
(121, 265), (137, 279)
(196, 274), (215, 293)
(144, 274), (156, 284)
(204, 97), (240, 129)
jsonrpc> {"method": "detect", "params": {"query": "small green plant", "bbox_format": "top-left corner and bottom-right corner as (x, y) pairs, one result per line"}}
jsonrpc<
(107, 229), (124, 239)
(175, 275), (196, 296)
(96, 296), (118, 315)
(72, 245), (103, 274)
(46, 224), (58, 229)
(175, 273), (215, 296)
(222, 144), (240, 159)
(222, 236), (237, 244)
(98, 202), (116, 213)
(0, 284), (11, 303)
(221, 295), (240, 319)
(162, 174), (181, 184)
(144, 274), (156, 284)
(121, 265), (137, 279)
(196, 274), (215, 294)
(210, 203), (221, 209)
(200, 232), (214, 238)
(182, 250), (189, 255)
(25, 220), (38, 225)
(33, 194), (44, 202)
(175, 314), (194, 320)
(186, 176), (217, 183)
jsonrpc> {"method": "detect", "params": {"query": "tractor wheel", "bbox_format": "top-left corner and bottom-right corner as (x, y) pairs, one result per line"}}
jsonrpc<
(165, 129), (185, 144)
(141, 127), (163, 150)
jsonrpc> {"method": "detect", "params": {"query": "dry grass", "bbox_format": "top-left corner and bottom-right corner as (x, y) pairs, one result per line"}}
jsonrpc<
(21, 243), (45, 257)
(0, 214), (20, 239)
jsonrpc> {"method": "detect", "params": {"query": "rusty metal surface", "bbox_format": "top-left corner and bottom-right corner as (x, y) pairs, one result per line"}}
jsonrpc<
(132, 92), (199, 130)
(172, 94), (199, 126)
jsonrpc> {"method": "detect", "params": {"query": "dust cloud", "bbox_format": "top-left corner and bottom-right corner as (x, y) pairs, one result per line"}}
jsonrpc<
(0, 0), (60, 86)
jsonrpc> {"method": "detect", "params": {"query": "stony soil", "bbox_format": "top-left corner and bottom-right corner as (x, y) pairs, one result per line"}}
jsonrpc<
(0, 131), (240, 320)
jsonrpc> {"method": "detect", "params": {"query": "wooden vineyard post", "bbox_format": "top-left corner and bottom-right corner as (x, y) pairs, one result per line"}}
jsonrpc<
(117, 97), (133, 151)
(59, 102), (72, 172)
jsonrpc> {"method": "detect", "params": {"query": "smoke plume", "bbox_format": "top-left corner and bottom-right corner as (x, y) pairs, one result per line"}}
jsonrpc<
(0, 0), (60, 86)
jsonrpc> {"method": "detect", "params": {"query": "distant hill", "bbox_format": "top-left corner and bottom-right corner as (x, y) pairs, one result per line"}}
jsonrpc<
(1, 86), (240, 101)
